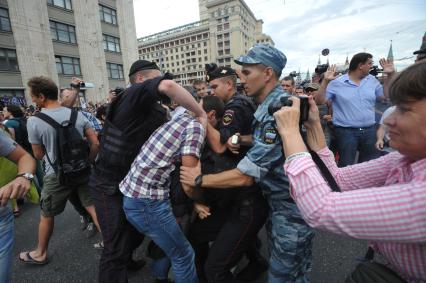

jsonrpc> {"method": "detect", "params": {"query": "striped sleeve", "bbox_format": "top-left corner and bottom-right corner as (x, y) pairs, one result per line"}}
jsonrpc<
(284, 156), (426, 243)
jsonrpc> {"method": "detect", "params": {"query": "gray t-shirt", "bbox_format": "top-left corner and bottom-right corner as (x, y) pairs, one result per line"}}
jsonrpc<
(0, 129), (17, 157)
(27, 107), (90, 175)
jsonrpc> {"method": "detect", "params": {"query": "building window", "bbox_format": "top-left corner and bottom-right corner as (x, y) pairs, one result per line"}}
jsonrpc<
(0, 8), (12, 32)
(0, 89), (26, 106)
(103, 34), (120, 52)
(55, 56), (81, 75)
(0, 48), (19, 71)
(47, 0), (72, 10)
(50, 21), (76, 44)
(106, 62), (124, 79)
(99, 5), (117, 25)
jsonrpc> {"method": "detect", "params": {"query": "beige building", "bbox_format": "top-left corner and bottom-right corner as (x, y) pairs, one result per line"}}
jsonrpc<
(138, 0), (274, 86)
(0, 0), (138, 105)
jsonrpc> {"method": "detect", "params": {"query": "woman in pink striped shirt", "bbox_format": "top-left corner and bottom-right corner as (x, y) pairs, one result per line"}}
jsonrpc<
(273, 61), (426, 283)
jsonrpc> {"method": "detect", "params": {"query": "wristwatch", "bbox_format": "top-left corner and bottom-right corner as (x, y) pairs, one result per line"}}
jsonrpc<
(16, 173), (34, 182)
(194, 174), (203, 190)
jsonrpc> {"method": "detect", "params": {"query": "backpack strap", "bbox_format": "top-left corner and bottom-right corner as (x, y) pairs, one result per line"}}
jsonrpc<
(34, 112), (61, 129)
(70, 108), (78, 126)
(34, 112), (61, 174)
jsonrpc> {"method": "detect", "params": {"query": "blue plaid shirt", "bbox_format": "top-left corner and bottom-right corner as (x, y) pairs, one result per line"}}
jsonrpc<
(119, 113), (205, 200)
(81, 110), (102, 133)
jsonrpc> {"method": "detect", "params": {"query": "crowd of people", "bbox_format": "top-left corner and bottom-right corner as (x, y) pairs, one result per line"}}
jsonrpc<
(0, 33), (425, 283)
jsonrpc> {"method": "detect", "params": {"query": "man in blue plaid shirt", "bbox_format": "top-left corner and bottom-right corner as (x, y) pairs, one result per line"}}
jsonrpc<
(119, 107), (205, 283)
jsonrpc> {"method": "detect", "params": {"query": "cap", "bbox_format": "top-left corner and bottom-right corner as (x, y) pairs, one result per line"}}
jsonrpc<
(234, 44), (287, 74)
(205, 65), (237, 82)
(413, 32), (426, 55)
(129, 60), (159, 77)
(305, 83), (320, 91)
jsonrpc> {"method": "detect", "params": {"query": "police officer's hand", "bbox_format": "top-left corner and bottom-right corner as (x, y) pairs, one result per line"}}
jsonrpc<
(180, 162), (201, 187)
(274, 96), (301, 136)
(194, 202), (211, 219)
(226, 133), (240, 154)
(303, 96), (321, 130)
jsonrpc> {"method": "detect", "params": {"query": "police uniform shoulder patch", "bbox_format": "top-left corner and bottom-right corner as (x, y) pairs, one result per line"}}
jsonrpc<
(263, 126), (278, 144)
(222, 110), (234, 126)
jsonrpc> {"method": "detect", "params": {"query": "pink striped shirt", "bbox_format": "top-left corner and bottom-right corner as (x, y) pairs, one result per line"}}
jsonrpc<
(284, 148), (426, 283)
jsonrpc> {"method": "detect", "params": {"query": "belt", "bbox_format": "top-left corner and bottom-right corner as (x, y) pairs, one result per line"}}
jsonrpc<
(334, 125), (375, 131)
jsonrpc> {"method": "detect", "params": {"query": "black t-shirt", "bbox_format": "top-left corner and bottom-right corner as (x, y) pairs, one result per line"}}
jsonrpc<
(110, 76), (168, 139)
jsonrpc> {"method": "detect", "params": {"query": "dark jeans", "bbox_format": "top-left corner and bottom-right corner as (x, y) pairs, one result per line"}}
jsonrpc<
(334, 125), (380, 167)
(189, 193), (268, 283)
(69, 191), (92, 222)
(89, 173), (144, 283)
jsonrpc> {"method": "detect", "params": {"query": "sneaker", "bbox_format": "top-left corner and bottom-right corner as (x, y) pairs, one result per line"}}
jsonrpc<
(80, 216), (88, 231)
(85, 222), (97, 238)
(93, 241), (104, 249)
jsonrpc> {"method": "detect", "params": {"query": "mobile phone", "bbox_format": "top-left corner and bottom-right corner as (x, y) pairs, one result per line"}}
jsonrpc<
(231, 135), (239, 145)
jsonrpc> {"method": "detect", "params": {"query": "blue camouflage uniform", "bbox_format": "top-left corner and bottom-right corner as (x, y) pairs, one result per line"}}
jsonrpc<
(236, 44), (314, 283)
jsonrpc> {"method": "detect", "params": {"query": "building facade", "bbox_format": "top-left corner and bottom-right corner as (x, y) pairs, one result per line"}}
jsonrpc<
(0, 0), (138, 105)
(138, 0), (274, 86)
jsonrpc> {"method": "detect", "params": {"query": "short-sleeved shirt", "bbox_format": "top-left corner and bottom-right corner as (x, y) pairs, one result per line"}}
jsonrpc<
(27, 107), (90, 175)
(219, 94), (256, 145)
(94, 76), (170, 183)
(109, 76), (168, 138)
(119, 113), (205, 200)
(0, 128), (17, 157)
(326, 74), (384, 127)
(237, 84), (290, 199)
(4, 119), (20, 133)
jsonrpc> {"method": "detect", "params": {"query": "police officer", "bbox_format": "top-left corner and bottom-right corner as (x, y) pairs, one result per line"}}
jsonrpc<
(188, 65), (268, 283)
(181, 44), (314, 283)
(89, 60), (206, 283)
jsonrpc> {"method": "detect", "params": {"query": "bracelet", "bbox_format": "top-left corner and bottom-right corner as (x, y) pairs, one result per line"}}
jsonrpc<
(285, 152), (311, 164)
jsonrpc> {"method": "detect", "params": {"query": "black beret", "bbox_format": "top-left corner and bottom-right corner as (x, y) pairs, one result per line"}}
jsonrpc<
(129, 60), (160, 77)
(205, 65), (237, 83)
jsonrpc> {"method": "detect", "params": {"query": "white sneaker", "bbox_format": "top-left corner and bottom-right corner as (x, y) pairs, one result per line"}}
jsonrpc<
(86, 222), (97, 238)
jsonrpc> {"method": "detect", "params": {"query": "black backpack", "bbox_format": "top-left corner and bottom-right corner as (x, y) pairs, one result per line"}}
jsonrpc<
(35, 109), (91, 187)
(9, 117), (32, 153)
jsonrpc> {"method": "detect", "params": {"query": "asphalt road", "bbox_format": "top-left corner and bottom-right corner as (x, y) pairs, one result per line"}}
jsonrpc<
(11, 202), (366, 283)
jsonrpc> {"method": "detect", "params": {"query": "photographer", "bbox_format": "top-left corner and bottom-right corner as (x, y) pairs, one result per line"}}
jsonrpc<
(273, 61), (426, 283)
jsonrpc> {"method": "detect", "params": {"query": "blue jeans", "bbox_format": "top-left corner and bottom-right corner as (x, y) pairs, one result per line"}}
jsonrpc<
(334, 125), (380, 167)
(0, 206), (14, 283)
(123, 197), (197, 283)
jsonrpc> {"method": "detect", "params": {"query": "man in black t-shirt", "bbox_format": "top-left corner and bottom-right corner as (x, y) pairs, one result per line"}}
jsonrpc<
(89, 60), (206, 283)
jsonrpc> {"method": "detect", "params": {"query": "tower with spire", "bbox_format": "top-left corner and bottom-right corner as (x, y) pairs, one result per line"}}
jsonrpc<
(305, 69), (311, 82)
(344, 53), (349, 66)
(296, 68), (302, 85)
(318, 54), (321, 65)
(387, 40), (394, 62)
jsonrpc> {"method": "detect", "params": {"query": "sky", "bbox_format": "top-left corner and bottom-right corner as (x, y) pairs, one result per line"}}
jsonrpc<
(133, 0), (426, 77)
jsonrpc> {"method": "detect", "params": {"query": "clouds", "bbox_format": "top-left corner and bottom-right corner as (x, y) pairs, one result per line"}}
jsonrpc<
(133, 0), (426, 75)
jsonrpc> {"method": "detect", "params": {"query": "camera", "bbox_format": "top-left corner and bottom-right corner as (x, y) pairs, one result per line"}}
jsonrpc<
(113, 87), (125, 96)
(70, 82), (94, 89)
(369, 65), (384, 76)
(268, 96), (310, 122)
(315, 64), (329, 75)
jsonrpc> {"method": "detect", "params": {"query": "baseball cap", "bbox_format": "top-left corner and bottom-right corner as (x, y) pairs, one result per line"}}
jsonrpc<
(129, 60), (160, 77)
(305, 83), (320, 91)
(234, 44), (287, 74)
